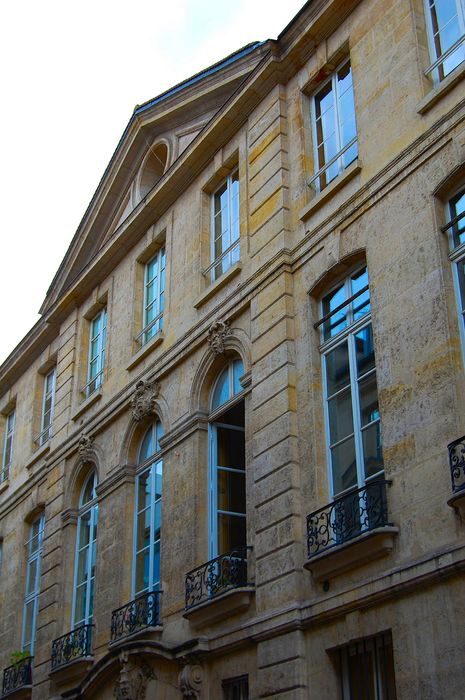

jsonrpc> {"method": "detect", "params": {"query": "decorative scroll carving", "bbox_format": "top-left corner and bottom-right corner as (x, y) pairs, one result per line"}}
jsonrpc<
(114, 653), (154, 700)
(179, 663), (203, 698)
(131, 380), (160, 422)
(207, 320), (231, 356)
(78, 434), (94, 464)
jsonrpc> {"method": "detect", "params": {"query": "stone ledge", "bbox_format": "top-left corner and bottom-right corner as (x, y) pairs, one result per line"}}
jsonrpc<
(183, 587), (254, 627)
(300, 159), (362, 222)
(71, 390), (102, 422)
(447, 490), (465, 519)
(0, 479), (9, 495)
(417, 61), (465, 114)
(126, 332), (164, 372)
(107, 625), (163, 650)
(304, 526), (399, 582)
(49, 656), (94, 687)
(25, 442), (50, 470)
(193, 262), (242, 309)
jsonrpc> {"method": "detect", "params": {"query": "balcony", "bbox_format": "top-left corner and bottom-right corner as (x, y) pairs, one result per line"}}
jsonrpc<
(184, 546), (254, 627)
(110, 590), (162, 645)
(447, 435), (465, 517)
(1, 657), (32, 699)
(50, 625), (93, 685)
(304, 480), (398, 582)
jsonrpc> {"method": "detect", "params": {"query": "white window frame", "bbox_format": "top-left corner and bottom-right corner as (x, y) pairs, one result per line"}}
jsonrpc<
(320, 268), (383, 500)
(137, 248), (165, 347)
(1, 409), (15, 482)
(72, 472), (98, 628)
(22, 514), (45, 656)
(309, 59), (358, 193)
(446, 186), (465, 368)
(208, 360), (246, 559)
(424, 0), (465, 83)
(83, 308), (107, 398)
(209, 170), (240, 282)
(37, 368), (56, 446)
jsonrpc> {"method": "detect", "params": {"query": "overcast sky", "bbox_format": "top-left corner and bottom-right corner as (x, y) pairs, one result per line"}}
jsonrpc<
(0, 0), (305, 365)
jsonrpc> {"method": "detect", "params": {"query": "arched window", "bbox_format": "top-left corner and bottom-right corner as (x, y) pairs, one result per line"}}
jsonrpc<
(72, 471), (98, 628)
(133, 420), (164, 597)
(22, 513), (45, 656)
(209, 358), (246, 558)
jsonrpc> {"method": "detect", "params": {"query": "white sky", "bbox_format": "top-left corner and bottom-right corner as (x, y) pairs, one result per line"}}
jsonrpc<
(0, 0), (305, 365)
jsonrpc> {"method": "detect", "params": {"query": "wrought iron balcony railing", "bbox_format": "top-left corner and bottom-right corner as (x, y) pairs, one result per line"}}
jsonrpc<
(51, 624), (93, 671)
(2, 656), (32, 696)
(448, 435), (465, 494)
(306, 479), (391, 558)
(110, 590), (161, 643)
(185, 546), (251, 610)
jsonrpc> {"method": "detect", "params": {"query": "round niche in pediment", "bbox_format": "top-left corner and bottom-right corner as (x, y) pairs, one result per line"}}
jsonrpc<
(136, 141), (170, 203)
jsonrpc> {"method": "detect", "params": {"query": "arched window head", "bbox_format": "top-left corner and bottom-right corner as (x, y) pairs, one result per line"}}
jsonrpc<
(211, 358), (244, 411)
(138, 420), (164, 465)
(139, 143), (168, 200)
(80, 471), (98, 507)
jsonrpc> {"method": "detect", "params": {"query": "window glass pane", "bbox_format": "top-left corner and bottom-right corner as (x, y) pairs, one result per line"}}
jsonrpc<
(358, 373), (380, 426)
(362, 422), (384, 479)
(136, 550), (150, 594)
(76, 546), (89, 586)
(136, 510), (151, 551)
(154, 461), (163, 501)
(331, 436), (357, 495)
(152, 540), (160, 587)
(78, 514), (91, 549)
(81, 474), (96, 506)
(154, 502), (161, 542)
(218, 469), (246, 513)
(325, 342), (350, 395)
(351, 267), (370, 319)
(74, 583), (87, 625)
(216, 427), (245, 470)
(26, 558), (38, 596)
(212, 366), (230, 409)
(232, 359), (244, 395)
(23, 601), (35, 649)
(456, 260), (465, 325)
(328, 389), (354, 444)
(355, 324), (375, 377)
(139, 427), (154, 463)
(138, 470), (151, 510)
(217, 514), (247, 555)
(450, 189), (465, 247)
(322, 283), (347, 340)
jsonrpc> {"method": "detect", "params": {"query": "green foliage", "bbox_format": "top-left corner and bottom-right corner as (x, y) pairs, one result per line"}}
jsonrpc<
(10, 650), (30, 667)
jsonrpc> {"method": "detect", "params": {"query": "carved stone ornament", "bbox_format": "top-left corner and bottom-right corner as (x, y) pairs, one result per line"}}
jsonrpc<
(131, 380), (160, 422)
(179, 664), (203, 698)
(207, 320), (232, 356)
(114, 653), (154, 700)
(78, 434), (94, 464)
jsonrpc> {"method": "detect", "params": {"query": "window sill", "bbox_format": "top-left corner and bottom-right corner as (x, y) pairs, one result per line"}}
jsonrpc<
(71, 389), (102, 422)
(126, 332), (164, 372)
(0, 479), (9, 494)
(417, 60), (465, 114)
(26, 443), (50, 470)
(49, 656), (93, 686)
(300, 159), (362, 222)
(304, 526), (398, 582)
(447, 489), (465, 519)
(183, 586), (254, 628)
(194, 262), (242, 309)
(108, 625), (163, 649)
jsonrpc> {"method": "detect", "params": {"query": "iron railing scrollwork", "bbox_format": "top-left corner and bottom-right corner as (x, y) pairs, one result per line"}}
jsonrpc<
(448, 436), (465, 494)
(51, 624), (93, 671)
(110, 590), (161, 642)
(2, 656), (32, 696)
(185, 546), (251, 610)
(306, 479), (391, 558)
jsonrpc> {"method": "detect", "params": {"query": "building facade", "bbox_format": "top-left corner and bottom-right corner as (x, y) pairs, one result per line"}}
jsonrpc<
(1, 0), (465, 698)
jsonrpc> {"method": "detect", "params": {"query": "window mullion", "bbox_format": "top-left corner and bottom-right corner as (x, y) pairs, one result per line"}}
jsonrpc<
(149, 463), (155, 592)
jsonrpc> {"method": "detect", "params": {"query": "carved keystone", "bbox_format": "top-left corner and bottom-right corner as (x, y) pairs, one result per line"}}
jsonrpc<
(207, 320), (231, 356)
(78, 434), (94, 465)
(114, 652), (154, 700)
(131, 380), (160, 422)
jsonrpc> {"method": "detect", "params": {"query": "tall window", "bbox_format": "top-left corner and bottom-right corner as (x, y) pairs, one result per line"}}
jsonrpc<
(337, 632), (397, 700)
(73, 471), (98, 628)
(38, 368), (56, 446)
(310, 60), (357, 192)
(85, 309), (107, 398)
(424, 0), (465, 82)
(1, 409), (15, 482)
(134, 421), (164, 597)
(22, 514), (45, 656)
(319, 266), (383, 498)
(209, 359), (246, 558)
(211, 170), (240, 282)
(446, 187), (465, 363)
(140, 249), (165, 346)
